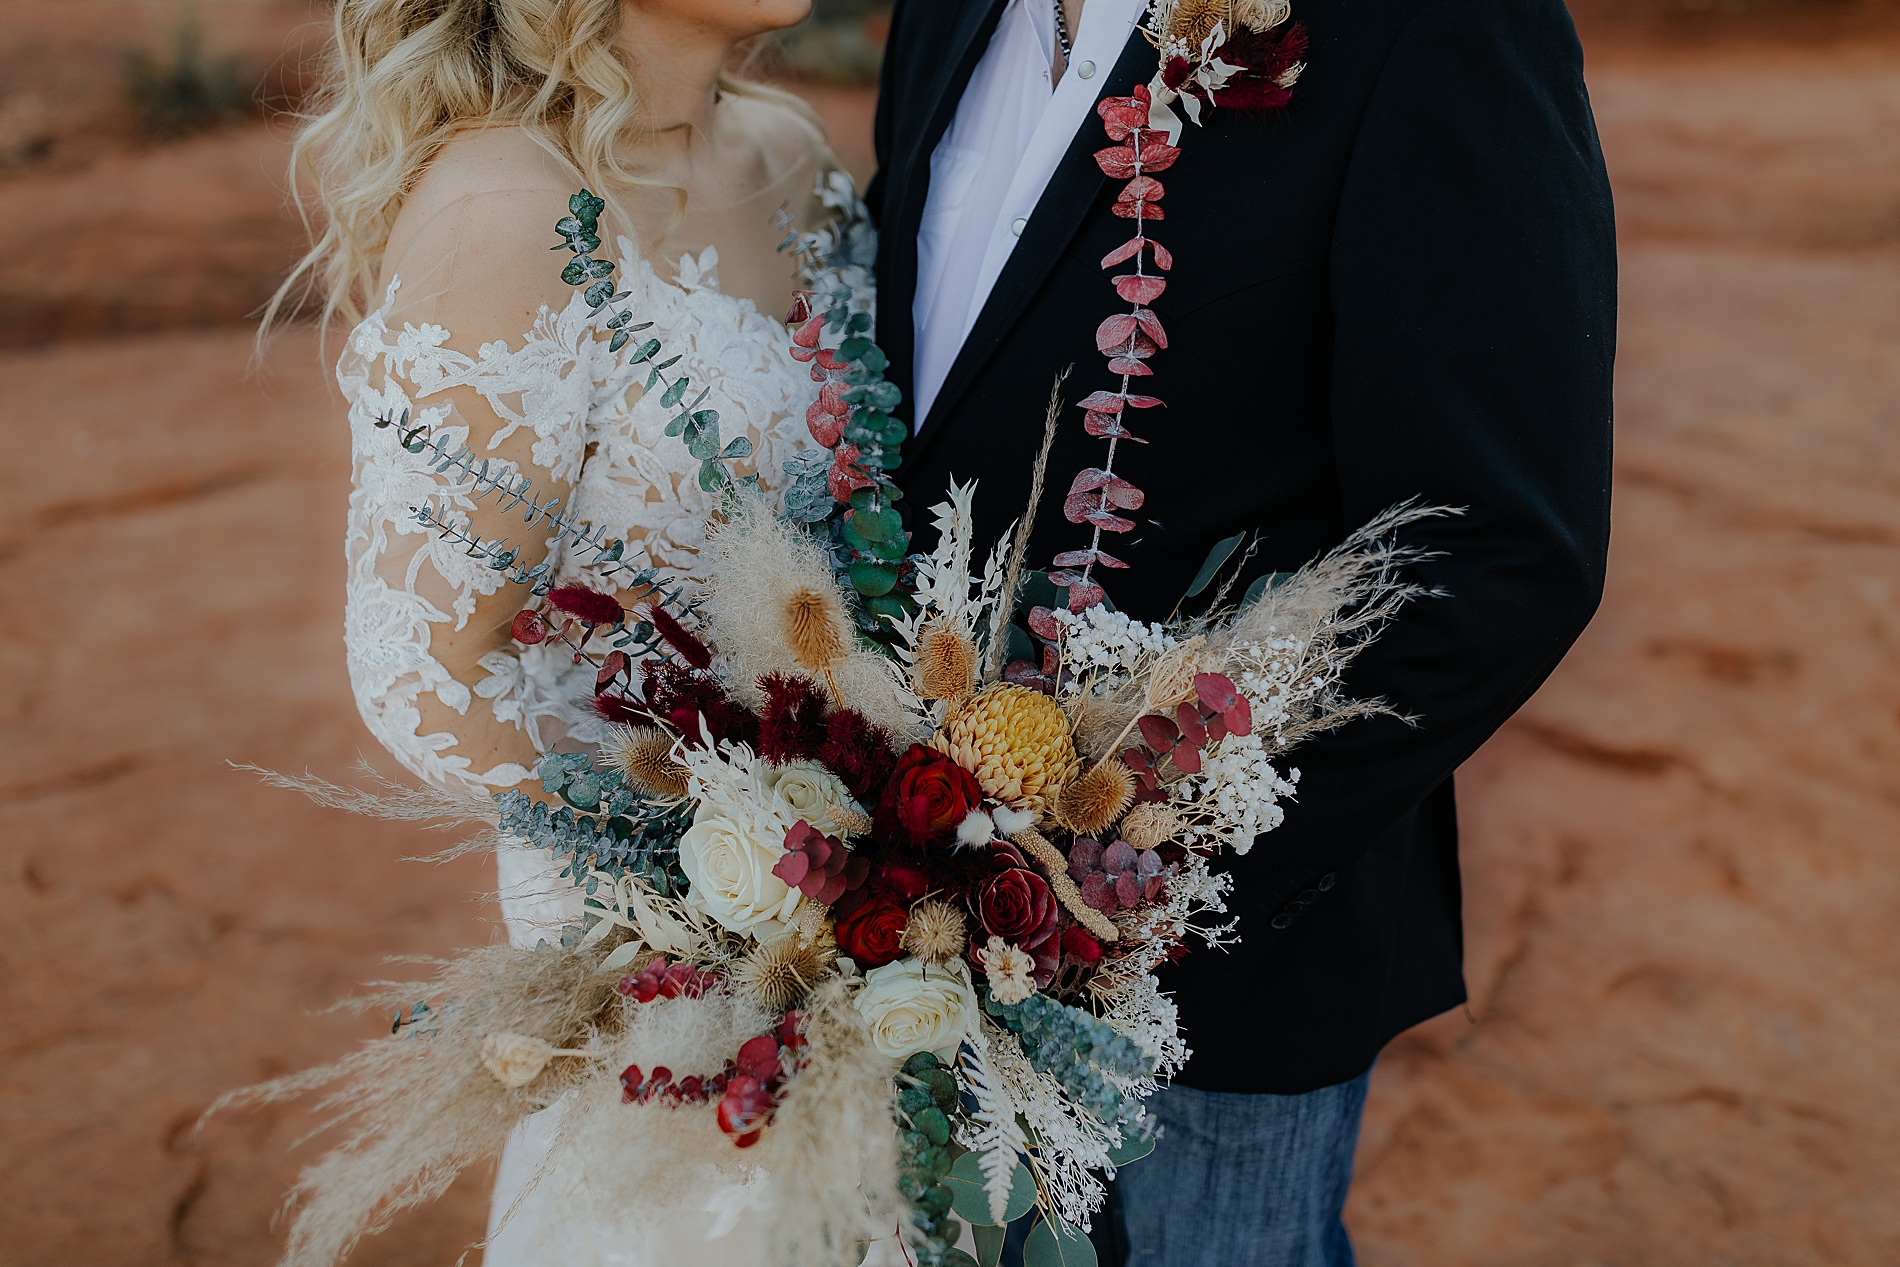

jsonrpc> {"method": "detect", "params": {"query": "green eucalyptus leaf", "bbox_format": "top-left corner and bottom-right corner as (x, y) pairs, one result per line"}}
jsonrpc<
(838, 335), (873, 360)
(660, 376), (690, 409)
(973, 1223), (1006, 1267)
(940, 1251), (979, 1267)
(608, 329), (629, 352)
(1107, 1129), (1157, 1166)
(1184, 532), (1246, 599)
(698, 460), (727, 492)
(1023, 1215), (1096, 1267)
(853, 506), (901, 543)
(944, 1150), (1036, 1226)
(849, 559), (899, 597)
(869, 534), (909, 563)
(1242, 570), (1293, 608)
(858, 346), (890, 374)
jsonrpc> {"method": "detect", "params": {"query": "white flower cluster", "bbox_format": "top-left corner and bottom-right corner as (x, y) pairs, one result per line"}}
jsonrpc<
(1178, 730), (1300, 854)
(1053, 605), (1177, 680)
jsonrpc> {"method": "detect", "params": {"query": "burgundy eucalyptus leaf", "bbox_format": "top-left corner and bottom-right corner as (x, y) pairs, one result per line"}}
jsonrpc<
(1135, 141), (1182, 171)
(1171, 742), (1203, 775)
(1076, 392), (1127, 415)
(1113, 275), (1167, 305)
(1100, 476), (1146, 510)
(1026, 605), (1065, 641)
(1083, 412), (1148, 442)
(1061, 491), (1097, 524)
(596, 650), (631, 689)
(1150, 241), (1174, 270)
(1069, 466), (1114, 492)
(1096, 96), (1150, 141)
(1175, 703), (1208, 747)
(1107, 356), (1154, 376)
(1194, 672), (1241, 712)
(1085, 509), (1138, 533)
(1112, 200), (1165, 222)
(510, 609), (548, 645)
(1096, 313), (1139, 354)
(1137, 714), (1179, 750)
(1095, 145), (1139, 179)
(1100, 237), (1147, 269)
(1120, 394), (1164, 410)
(1132, 308), (1170, 348)
(1224, 694), (1254, 736)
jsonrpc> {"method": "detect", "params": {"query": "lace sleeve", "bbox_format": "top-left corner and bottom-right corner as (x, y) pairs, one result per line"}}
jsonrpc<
(338, 248), (602, 795)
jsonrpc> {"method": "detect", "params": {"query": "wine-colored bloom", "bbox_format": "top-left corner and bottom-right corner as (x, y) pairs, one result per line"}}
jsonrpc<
(647, 603), (712, 670)
(758, 672), (829, 763)
(547, 584), (624, 626)
(834, 893), (909, 969)
(874, 744), (983, 848)
(972, 864), (1058, 948)
(819, 708), (898, 799)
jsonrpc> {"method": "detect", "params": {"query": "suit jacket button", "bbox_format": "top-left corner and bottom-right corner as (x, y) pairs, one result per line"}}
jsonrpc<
(1317, 873), (1336, 891)
(1300, 889), (1319, 903)
(1270, 913), (1292, 929)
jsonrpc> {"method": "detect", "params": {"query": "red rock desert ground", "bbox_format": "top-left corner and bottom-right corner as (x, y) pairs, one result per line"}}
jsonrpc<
(2, 2), (1897, 1264)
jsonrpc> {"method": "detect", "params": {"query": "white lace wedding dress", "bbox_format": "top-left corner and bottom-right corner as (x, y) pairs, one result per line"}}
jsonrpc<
(338, 156), (871, 1264)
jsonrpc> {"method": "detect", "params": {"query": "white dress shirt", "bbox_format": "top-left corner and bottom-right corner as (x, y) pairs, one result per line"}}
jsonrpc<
(911, 0), (1151, 425)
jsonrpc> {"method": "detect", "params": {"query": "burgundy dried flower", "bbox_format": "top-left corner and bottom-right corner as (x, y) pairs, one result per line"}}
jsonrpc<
(758, 672), (829, 764)
(1070, 837), (1173, 918)
(547, 584), (624, 626)
(818, 708), (898, 799)
(772, 820), (869, 906)
(646, 603), (712, 670)
(616, 955), (719, 1003)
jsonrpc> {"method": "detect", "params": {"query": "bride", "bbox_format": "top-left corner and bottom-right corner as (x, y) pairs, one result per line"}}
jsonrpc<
(269, 0), (863, 1261)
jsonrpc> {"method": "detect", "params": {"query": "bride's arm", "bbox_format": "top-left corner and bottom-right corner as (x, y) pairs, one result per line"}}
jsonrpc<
(343, 173), (598, 797)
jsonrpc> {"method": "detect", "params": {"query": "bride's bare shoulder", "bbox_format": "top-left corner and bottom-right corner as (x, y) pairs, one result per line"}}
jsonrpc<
(379, 128), (580, 330)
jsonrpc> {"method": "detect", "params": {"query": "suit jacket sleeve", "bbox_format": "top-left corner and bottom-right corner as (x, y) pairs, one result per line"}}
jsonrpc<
(863, 0), (912, 227)
(1223, 0), (1616, 914)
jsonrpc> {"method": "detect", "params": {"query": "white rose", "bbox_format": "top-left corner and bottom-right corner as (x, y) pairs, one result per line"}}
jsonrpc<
(678, 812), (803, 938)
(854, 957), (979, 1063)
(769, 762), (859, 834)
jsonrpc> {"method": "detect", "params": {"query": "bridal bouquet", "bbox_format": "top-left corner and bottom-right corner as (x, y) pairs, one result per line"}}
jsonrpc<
(240, 8), (1442, 1265)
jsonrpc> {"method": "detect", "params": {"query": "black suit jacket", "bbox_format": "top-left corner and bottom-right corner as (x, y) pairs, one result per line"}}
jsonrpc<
(868, 0), (1615, 1093)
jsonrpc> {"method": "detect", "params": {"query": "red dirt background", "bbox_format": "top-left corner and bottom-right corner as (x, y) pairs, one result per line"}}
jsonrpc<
(2, 3), (1897, 1264)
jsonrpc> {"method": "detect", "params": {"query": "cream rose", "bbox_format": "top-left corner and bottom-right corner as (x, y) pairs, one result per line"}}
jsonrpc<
(678, 812), (803, 938)
(854, 957), (979, 1063)
(769, 762), (860, 835)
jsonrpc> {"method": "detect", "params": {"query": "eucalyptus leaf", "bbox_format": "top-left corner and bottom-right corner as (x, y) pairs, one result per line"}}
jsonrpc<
(1023, 1215), (1096, 1267)
(945, 1150), (1036, 1225)
(1241, 570), (1293, 608)
(660, 376), (690, 409)
(972, 1223), (1006, 1267)
(1184, 531), (1246, 600)
(1107, 1128), (1157, 1166)
(849, 559), (898, 597)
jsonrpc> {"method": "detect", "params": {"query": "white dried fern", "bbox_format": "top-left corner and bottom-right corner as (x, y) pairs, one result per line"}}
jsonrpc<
(957, 1023), (1030, 1224)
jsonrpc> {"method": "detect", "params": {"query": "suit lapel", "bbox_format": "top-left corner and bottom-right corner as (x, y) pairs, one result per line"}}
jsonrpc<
(899, 26), (1159, 481)
(879, 0), (1013, 419)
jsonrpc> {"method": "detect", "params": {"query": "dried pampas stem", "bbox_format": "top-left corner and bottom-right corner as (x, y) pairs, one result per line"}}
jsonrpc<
(1119, 802), (1185, 850)
(763, 979), (909, 1267)
(1010, 829), (1119, 942)
(987, 369), (1068, 683)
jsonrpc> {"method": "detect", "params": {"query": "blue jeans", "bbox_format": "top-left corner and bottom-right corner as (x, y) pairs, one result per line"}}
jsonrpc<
(1100, 1072), (1372, 1267)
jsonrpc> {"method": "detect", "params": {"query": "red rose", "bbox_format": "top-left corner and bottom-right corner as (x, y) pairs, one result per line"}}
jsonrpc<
(834, 894), (909, 969)
(874, 744), (982, 847)
(973, 866), (1058, 948)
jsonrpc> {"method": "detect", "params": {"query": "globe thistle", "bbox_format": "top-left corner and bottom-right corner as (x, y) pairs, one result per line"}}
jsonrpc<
(602, 724), (688, 799)
(1053, 759), (1136, 837)
(734, 932), (836, 1011)
(900, 900), (969, 966)
(932, 684), (1081, 815)
(1120, 802), (1186, 850)
(913, 621), (977, 703)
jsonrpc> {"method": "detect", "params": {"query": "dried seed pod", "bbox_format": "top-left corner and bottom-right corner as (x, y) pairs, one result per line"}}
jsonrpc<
(734, 932), (836, 1011)
(783, 586), (848, 675)
(914, 622), (978, 703)
(602, 725), (689, 798)
(1053, 759), (1137, 838)
(900, 900), (969, 966)
(1120, 801), (1186, 851)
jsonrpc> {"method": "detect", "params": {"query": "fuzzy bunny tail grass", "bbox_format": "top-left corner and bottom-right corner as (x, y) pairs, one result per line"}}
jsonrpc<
(764, 978), (912, 1267)
(699, 489), (930, 742)
(208, 942), (620, 1267)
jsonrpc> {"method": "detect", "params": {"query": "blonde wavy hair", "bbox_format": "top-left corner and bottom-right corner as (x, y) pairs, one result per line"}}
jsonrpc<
(266, 0), (819, 337)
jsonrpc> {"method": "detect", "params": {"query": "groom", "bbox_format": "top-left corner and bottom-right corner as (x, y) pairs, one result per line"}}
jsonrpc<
(867, 0), (1613, 1261)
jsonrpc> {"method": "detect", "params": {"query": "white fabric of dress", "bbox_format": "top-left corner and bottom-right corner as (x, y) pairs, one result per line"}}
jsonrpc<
(338, 212), (842, 1263)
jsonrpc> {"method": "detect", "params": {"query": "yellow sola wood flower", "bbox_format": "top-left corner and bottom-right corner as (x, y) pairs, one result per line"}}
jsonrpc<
(931, 684), (1081, 815)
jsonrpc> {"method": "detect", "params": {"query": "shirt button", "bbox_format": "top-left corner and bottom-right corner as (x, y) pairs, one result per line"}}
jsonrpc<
(1011, 217), (1027, 237)
(1318, 873), (1336, 891)
(1077, 60), (1097, 79)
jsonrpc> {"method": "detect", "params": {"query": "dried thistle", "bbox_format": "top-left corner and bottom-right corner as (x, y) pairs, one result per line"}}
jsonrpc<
(1053, 760), (1136, 838)
(914, 622), (978, 703)
(1162, 0), (1230, 46)
(602, 725), (688, 799)
(900, 900), (969, 966)
(1233, 0), (1292, 31)
(826, 804), (873, 838)
(1120, 802), (1185, 850)
(784, 586), (847, 675)
(733, 933), (836, 1011)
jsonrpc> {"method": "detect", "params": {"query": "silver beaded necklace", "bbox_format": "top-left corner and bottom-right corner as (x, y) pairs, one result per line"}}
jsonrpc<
(1052, 0), (1075, 64)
